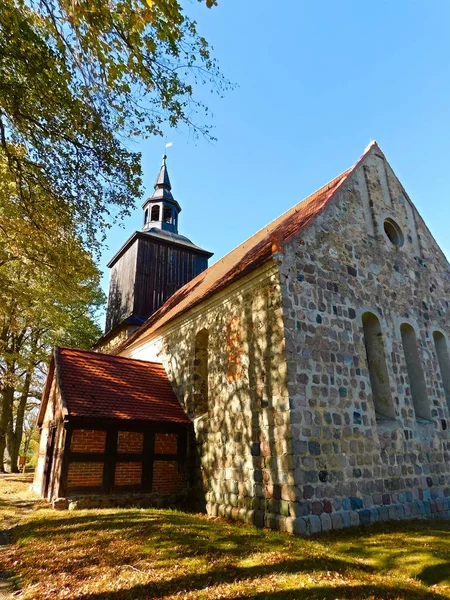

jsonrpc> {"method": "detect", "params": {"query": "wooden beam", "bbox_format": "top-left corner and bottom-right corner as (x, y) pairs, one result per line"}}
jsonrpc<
(152, 453), (178, 461)
(177, 427), (188, 472)
(58, 424), (73, 497)
(68, 452), (106, 463)
(142, 431), (155, 491)
(68, 416), (189, 433)
(103, 429), (118, 492)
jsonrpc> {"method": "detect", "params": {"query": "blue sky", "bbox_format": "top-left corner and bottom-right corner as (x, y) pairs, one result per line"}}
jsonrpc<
(99, 0), (450, 323)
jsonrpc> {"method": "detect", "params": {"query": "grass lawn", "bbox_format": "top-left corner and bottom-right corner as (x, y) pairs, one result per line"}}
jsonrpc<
(1, 475), (450, 599)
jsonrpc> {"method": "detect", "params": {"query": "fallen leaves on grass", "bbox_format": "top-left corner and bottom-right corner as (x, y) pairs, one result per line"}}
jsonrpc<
(2, 476), (450, 599)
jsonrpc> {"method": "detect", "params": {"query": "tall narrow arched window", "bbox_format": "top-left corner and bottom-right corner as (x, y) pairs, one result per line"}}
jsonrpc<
(433, 331), (450, 410)
(400, 323), (430, 420)
(362, 312), (395, 419)
(163, 205), (172, 223)
(151, 205), (160, 221)
(193, 329), (209, 418)
(144, 208), (149, 226)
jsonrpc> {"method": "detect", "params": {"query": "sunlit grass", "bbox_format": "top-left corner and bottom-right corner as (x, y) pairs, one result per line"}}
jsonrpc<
(1, 475), (450, 599)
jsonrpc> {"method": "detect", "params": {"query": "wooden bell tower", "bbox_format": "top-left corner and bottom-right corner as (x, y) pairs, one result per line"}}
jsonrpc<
(101, 155), (213, 349)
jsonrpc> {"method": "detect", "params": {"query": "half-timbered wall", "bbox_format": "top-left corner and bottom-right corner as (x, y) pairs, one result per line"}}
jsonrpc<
(32, 379), (67, 500)
(63, 423), (189, 497)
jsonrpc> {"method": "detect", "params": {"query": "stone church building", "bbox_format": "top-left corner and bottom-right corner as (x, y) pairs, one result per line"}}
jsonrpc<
(34, 142), (450, 534)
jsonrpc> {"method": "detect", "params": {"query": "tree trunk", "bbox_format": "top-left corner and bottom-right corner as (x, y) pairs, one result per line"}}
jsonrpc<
(0, 435), (6, 473)
(0, 396), (6, 472)
(1, 387), (13, 472)
(7, 371), (32, 473)
(21, 425), (33, 473)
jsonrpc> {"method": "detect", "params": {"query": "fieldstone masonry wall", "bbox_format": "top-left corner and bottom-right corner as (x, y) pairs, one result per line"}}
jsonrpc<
(276, 149), (450, 533)
(128, 264), (290, 517)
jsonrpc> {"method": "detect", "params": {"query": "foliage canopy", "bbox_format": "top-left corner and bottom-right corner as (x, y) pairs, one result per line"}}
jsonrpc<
(0, 0), (226, 252)
(0, 155), (104, 471)
(0, 0), (225, 470)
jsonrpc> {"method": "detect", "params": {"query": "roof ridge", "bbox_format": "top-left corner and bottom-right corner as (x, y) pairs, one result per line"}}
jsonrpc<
(58, 345), (164, 367)
(115, 142), (377, 354)
(113, 169), (351, 350)
(204, 167), (352, 270)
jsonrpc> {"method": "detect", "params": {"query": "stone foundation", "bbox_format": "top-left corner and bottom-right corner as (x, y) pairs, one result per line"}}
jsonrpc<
(53, 490), (189, 511)
(207, 495), (450, 535)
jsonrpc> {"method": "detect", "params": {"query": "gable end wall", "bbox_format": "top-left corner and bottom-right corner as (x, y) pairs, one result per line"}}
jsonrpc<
(276, 151), (450, 533)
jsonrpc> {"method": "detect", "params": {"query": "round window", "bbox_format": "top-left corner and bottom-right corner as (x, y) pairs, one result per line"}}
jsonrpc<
(383, 218), (404, 248)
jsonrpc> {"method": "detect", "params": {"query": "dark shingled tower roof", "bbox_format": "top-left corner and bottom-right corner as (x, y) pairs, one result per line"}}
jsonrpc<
(146, 154), (177, 204)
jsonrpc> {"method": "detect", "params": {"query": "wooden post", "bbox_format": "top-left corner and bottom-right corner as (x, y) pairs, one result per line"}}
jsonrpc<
(103, 429), (118, 492)
(142, 431), (155, 492)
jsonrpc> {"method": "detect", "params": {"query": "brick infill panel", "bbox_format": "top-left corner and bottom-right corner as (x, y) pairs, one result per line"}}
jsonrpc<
(115, 462), (142, 486)
(70, 429), (106, 453)
(152, 460), (186, 494)
(154, 433), (177, 455)
(117, 431), (143, 453)
(67, 462), (104, 487)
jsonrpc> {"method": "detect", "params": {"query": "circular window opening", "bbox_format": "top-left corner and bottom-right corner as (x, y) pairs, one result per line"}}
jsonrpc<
(384, 218), (404, 248)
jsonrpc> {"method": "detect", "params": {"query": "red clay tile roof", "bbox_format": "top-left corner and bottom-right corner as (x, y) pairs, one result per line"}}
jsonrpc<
(116, 143), (379, 354)
(54, 347), (189, 423)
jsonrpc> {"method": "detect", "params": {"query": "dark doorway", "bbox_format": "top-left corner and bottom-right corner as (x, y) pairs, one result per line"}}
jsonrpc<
(44, 426), (56, 498)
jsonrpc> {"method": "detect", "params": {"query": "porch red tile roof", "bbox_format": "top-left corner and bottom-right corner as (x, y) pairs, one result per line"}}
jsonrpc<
(55, 347), (190, 423)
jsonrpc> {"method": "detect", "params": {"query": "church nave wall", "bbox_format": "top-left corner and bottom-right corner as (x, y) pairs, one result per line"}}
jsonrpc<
(132, 263), (292, 517)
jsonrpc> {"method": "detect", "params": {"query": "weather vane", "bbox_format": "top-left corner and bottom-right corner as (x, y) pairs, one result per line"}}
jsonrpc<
(163, 140), (173, 159)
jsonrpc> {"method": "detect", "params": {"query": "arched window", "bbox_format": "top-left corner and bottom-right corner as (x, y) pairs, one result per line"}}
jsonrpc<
(433, 331), (450, 410)
(144, 208), (149, 226)
(193, 329), (208, 418)
(151, 205), (160, 221)
(362, 312), (395, 419)
(163, 205), (172, 223)
(400, 323), (430, 420)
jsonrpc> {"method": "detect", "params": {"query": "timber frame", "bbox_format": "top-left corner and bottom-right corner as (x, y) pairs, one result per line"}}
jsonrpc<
(57, 417), (190, 497)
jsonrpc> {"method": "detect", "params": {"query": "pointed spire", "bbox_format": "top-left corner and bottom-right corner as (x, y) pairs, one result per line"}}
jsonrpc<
(155, 154), (171, 188)
(142, 153), (181, 233)
(150, 154), (174, 201)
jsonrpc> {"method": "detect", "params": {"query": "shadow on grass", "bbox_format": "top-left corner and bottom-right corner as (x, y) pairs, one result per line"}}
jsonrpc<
(74, 582), (449, 600)
(0, 497), (40, 508)
(73, 557), (375, 599)
(418, 561), (450, 586)
(11, 511), (280, 559)
(0, 475), (33, 483)
(9, 510), (450, 600)
(225, 585), (450, 600)
(316, 520), (450, 576)
(9, 511), (371, 594)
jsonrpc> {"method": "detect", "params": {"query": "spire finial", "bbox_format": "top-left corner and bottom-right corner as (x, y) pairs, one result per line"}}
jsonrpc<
(141, 150), (181, 234)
